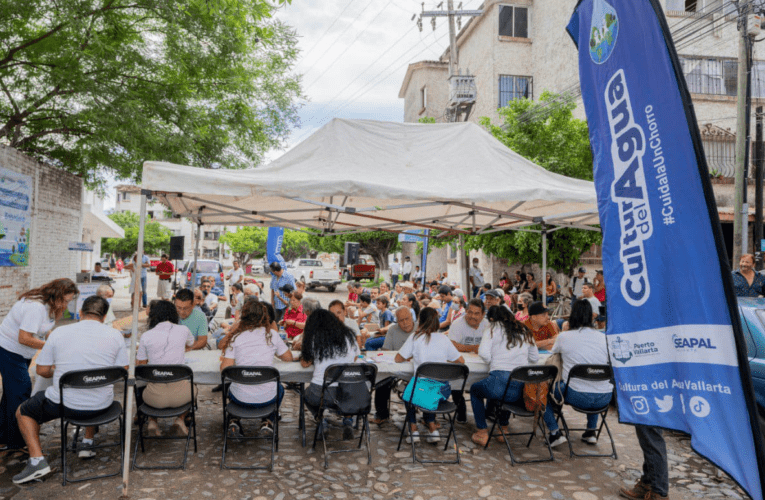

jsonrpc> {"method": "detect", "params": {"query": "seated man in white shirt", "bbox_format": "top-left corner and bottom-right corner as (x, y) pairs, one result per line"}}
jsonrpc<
(447, 298), (488, 423)
(201, 280), (220, 314)
(13, 296), (128, 484)
(562, 283), (601, 330)
(92, 262), (110, 279)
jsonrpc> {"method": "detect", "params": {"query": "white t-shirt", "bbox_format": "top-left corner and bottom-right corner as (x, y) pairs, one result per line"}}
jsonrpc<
(398, 331), (461, 372)
(92, 270), (110, 278)
(391, 262), (401, 275)
(344, 317), (361, 336)
(224, 327), (289, 404)
(311, 338), (360, 386)
(205, 292), (219, 310)
(551, 327), (613, 394)
(470, 266), (484, 286)
(584, 296), (602, 316)
(402, 261), (412, 275)
(104, 304), (117, 326)
(234, 292), (245, 314)
(0, 299), (55, 359)
(229, 268), (244, 286)
(571, 276), (588, 297)
(362, 305), (379, 325)
(478, 324), (539, 372)
(449, 317), (489, 346)
(137, 322), (195, 365)
(38, 320), (128, 410)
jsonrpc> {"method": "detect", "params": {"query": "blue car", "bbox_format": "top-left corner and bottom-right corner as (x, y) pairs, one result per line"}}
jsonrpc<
(737, 297), (765, 435)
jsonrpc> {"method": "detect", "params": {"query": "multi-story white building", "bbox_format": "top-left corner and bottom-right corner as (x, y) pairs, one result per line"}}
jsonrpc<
(114, 185), (234, 266)
(400, 0), (765, 272)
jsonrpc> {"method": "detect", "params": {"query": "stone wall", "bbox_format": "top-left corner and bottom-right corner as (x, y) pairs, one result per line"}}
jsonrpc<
(0, 146), (83, 316)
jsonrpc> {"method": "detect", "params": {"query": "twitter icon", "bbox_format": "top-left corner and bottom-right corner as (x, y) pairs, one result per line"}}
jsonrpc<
(655, 395), (673, 413)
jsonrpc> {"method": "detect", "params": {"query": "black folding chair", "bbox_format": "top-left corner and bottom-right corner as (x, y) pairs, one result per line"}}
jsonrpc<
(132, 365), (198, 470)
(309, 363), (377, 469)
(59, 367), (127, 486)
(485, 364), (558, 465)
(396, 362), (469, 465)
(221, 366), (281, 471)
(554, 364), (617, 459)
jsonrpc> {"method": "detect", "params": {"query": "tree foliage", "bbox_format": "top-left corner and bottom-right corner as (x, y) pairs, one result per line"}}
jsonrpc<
(219, 226), (267, 267)
(431, 93), (601, 274)
(307, 231), (400, 272)
(280, 230), (311, 263)
(101, 211), (172, 258)
(0, 0), (301, 184)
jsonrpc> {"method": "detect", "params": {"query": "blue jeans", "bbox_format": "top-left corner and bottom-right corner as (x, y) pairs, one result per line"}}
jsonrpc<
(140, 276), (147, 307)
(545, 295), (554, 304)
(635, 425), (668, 497)
(542, 382), (611, 432)
(470, 371), (523, 429)
(229, 383), (284, 413)
(365, 337), (385, 351)
(472, 286), (480, 298)
(406, 382), (451, 424)
(0, 346), (32, 448)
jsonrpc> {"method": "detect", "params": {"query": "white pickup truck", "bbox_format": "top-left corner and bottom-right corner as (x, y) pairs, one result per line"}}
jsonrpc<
(294, 259), (342, 292)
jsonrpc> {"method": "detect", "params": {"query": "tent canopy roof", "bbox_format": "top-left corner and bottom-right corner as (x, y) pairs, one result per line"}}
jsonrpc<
(142, 119), (599, 235)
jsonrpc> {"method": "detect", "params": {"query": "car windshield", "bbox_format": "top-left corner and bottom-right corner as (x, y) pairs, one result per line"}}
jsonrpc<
(194, 262), (219, 273)
(300, 260), (322, 267)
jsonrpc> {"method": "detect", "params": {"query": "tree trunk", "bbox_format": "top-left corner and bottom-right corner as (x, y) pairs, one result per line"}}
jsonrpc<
(234, 252), (252, 268)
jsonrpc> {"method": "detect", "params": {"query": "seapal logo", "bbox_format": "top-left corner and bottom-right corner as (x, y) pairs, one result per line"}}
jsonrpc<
(83, 375), (106, 383)
(589, 0), (619, 64)
(152, 370), (174, 377)
(528, 370), (543, 376)
(605, 70), (653, 307)
(672, 334), (717, 351)
(345, 371), (362, 377)
(242, 371), (262, 377)
(587, 368), (605, 375)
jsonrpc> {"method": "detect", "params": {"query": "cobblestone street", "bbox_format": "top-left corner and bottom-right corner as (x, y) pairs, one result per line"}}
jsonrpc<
(0, 382), (749, 500)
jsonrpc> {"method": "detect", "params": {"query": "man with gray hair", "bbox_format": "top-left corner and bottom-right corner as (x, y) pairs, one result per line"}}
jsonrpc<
(96, 284), (117, 326)
(301, 297), (321, 317)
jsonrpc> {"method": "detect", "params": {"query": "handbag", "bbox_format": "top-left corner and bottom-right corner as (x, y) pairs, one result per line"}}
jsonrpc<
(545, 353), (565, 406)
(402, 377), (449, 412)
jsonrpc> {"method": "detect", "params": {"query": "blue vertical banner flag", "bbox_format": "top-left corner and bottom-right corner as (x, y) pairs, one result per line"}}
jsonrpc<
(568, 0), (765, 498)
(267, 227), (287, 270)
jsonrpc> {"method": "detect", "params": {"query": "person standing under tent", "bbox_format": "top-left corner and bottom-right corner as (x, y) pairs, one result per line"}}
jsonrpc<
(269, 262), (295, 323)
(569, 267), (589, 299)
(469, 258), (485, 298)
(155, 254), (174, 300)
(126, 253), (150, 309)
(226, 261), (245, 302)
(402, 256), (412, 282)
(0, 278), (78, 453)
(390, 258), (401, 288)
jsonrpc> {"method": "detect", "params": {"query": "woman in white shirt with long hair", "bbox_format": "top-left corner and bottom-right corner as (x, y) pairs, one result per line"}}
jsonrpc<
(470, 305), (539, 447)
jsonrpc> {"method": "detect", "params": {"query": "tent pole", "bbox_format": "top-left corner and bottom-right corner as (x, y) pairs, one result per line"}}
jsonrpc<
(542, 225), (548, 305)
(458, 234), (468, 293)
(122, 191), (147, 497)
(192, 223), (201, 289)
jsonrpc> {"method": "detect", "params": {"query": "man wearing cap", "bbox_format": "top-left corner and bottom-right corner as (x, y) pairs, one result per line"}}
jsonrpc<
(390, 258), (401, 288)
(569, 267), (589, 299)
(483, 288), (503, 309)
(269, 262), (296, 323)
(402, 256), (412, 282)
(469, 258), (484, 298)
(523, 302), (559, 350)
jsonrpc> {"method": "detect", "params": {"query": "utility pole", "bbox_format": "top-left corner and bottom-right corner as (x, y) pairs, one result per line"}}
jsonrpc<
(417, 2), (481, 122)
(733, 6), (751, 266)
(755, 106), (763, 270)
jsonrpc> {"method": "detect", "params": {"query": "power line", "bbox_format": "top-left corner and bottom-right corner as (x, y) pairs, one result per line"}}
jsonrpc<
(298, 0), (358, 63)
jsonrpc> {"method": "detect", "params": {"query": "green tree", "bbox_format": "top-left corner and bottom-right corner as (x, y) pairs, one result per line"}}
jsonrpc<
(280, 230), (311, 263)
(0, 0), (301, 184)
(431, 93), (601, 274)
(307, 231), (399, 275)
(101, 211), (172, 258)
(219, 227), (267, 268)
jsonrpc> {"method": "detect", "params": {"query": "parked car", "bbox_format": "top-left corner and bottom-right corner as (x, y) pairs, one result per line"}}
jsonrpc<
(736, 297), (765, 436)
(149, 258), (161, 271)
(341, 256), (375, 281)
(293, 259), (342, 292)
(179, 259), (224, 289)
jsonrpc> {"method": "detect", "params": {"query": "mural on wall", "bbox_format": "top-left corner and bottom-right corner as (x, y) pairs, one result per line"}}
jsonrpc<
(0, 166), (32, 267)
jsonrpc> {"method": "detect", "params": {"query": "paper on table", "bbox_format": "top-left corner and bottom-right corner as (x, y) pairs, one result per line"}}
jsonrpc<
(368, 352), (397, 364)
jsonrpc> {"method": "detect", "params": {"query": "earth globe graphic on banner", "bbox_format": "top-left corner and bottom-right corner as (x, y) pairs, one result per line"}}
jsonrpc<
(589, 0), (619, 64)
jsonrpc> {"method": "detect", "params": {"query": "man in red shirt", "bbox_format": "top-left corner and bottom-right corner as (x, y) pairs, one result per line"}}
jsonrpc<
(155, 254), (175, 300)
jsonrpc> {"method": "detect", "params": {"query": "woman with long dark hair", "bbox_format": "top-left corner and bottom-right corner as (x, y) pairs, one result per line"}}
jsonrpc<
(542, 300), (612, 448)
(395, 308), (464, 444)
(470, 305), (538, 447)
(221, 301), (292, 437)
(537, 272), (557, 304)
(0, 278), (77, 451)
(136, 300), (196, 436)
(398, 292), (420, 321)
(300, 309), (360, 439)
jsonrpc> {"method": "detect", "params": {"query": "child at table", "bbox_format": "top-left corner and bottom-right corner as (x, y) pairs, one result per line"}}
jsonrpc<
(221, 300), (293, 438)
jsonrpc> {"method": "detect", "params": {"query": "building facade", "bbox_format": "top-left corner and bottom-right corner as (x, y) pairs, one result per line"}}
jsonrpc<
(114, 185), (234, 266)
(400, 0), (763, 277)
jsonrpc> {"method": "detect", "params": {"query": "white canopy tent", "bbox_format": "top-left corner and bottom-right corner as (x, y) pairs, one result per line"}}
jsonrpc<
(120, 118), (600, 495)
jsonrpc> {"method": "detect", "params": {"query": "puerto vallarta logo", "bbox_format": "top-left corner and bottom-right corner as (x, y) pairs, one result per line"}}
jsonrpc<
(589, 0), (619, 64)
(611, 336), (633, 364)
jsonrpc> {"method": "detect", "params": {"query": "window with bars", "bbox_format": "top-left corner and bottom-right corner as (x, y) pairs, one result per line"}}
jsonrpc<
(203, 248), (220, 259)
(498, 5), (529, 38)
(204, 231), (220, 241)
(680, 57), (765, 97)
(498, 75), (533, 108)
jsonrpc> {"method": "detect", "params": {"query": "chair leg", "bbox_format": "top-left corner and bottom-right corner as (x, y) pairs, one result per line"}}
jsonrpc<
(409, 422), (417, 464)
(192, 411), (198, 453)
(558, 412), (575, 458)
(364, 417), (372, 465)
(221, 412), (228, 470)
(61, 421), (68, 486)
(485, 417), (498, 450)
(270, 414), (276, 472)
(538, 419), (554, 462)
(396, 419), (406, 451)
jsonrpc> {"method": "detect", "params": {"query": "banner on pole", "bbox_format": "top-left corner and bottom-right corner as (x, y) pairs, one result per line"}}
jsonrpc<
(568, 0), (765, 498)
(267, 227), (287, 270)
(398, 230), (425, 243)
